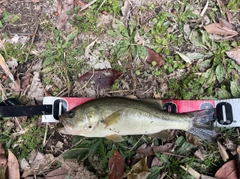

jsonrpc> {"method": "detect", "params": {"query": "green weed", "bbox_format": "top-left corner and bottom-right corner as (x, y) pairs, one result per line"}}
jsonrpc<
(0, 11), (20, 28)
(0, 42), (30, 62)
(64, 135), (149, 176)
(11, 117), (45, 160)
(40, 27), (86, 90)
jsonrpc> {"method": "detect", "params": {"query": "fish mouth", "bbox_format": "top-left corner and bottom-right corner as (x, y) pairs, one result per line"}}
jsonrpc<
(59, 116), (76, 129)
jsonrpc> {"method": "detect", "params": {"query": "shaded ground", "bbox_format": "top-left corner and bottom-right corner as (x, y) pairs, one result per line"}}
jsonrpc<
(0, 0), (240, 178)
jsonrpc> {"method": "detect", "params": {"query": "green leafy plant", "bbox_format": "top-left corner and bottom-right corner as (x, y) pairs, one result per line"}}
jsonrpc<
(64, 135), (149, 176)
(107, 21), (147, 60)
(0, 118), (11, 144)
(0, 11), (20, 28)
(12, 117), (45, 160)
(0, 42), (30, 62)
(40, 28), (85, 79)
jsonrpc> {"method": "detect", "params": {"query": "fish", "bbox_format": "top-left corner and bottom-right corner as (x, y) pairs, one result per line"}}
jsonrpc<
(58, 97), (217, 142)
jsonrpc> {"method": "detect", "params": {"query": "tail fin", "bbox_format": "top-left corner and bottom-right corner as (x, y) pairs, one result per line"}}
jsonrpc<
(187, 109), (217, 141)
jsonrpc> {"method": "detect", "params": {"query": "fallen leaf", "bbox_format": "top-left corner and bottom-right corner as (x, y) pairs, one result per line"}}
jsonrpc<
(134, 32), (146, 45)
(74, 0), (85, 7)
(146, 48), (164, 66)
(78, 69), (122, 89)
(0, 144), (7, 179)
(27, 72), (44, 101)
(215, 160), (238, 179)
(194, 149), (204, 161)
(121, 0), (131, 26)
(136, 143), (173, 156)
(0, 53), (14, 82)
(108, 150), (124, 179)
(151, 157), (163, 167)
(204, 19), (238, 38)
(181, 165), (200, 179)
(219, 18), (232, 30)
(226, 11), (232, 24)
(56, 0), (74, 29)
(217, 141), (229, 162)
(127, 157), (150, 179)
(57, 0), (62, 14)
(0, 144), (4, 155)
(45, 167), (68, 179)
(7, 150), (20, 179)
(0, 54), (20, 92)
(176, 51), (191, 63)
(21, 150), (55, 178)
(226, 47), (240, 65)
(237, 146), (240, 179)
(0, 155), (7, 179)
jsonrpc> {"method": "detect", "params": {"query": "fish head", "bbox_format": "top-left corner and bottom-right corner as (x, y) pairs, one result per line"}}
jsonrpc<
(58, 105), (102, 136)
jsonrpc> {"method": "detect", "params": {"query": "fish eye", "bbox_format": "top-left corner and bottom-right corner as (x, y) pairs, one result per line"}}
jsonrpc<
(68, 111), (75, 118)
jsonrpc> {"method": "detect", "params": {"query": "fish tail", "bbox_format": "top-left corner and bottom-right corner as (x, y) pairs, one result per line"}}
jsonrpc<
(187, 109), (217, 141)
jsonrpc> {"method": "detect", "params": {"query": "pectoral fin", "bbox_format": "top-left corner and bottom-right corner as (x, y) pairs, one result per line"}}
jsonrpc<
(106, 134), (124, 142)
(104, 110), (123, 127)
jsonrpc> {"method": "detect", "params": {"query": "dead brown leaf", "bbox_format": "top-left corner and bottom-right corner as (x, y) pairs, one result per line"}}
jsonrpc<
(204, 19), (238, 38)
(78, 69), (122, 89)
(151, 157), (163, 167)
(45, 167), (68, 179)
(127, 157), (150, 179)
(57, 0), (62, 14)
(74, 0), (85, 7)
(21, 150), (55, 178)
(7, 150), (20, 179)
(0, 155), (7, 179)
(136, 143), (173, 156)
(0, 53), (14, 82)
(0, 144), (7, 173)
(215, 160), (238, 179)
(121, 0), (131, 26)
(226, 47), (240, 65)
(217, 141), (229, 162)
(237, 146), (240, 179)
(146, 48), (164, 66)
(108, 150), (124, 179)
(194, 149), (204, 161)
(219, 18), (232, 29)
(56, 0), (74, 29)
(0, 144), (4, 155)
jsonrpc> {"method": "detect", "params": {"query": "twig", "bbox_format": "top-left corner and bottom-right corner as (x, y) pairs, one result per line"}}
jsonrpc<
(24, 24), (39, 62)
(43, 122), (48, 146)
(97, 0), (106, 12)
(200, 0), (209, 16)
(130, 135), (147, 151)
(80, 0), (97, 12)
(0, 0), (7, 4)
(14, 117), (24, 131)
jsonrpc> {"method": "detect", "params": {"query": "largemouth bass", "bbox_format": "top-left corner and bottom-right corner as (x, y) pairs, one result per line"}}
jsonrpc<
(58, 97), (217, 142)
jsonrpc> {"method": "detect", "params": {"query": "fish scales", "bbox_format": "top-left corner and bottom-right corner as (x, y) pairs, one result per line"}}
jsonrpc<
(58, 97), (217, 142)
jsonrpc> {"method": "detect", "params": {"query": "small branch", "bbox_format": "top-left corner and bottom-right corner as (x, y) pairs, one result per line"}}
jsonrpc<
(80, 0), (97, 12)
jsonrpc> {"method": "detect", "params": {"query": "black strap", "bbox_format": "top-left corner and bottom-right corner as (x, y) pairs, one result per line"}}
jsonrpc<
(0, 105), (52, 117)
